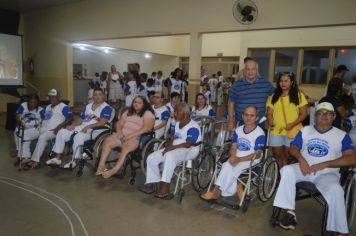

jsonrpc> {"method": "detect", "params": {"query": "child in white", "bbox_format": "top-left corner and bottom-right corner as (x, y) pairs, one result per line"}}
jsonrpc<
(208, 75), (218, 103)
(47, 89), (113, 168)
(217, 82), (223, 106)
(125, 79), (138, 107)
(168, 77), (182, 95)
(155, 71), (164, 92)
(14, 98), (44, 159)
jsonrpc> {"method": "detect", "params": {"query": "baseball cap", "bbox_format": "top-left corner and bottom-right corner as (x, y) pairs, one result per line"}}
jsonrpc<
(336, 65), (349, 72)
(48, 89), (60, 96)
(316, 102), (335, 112)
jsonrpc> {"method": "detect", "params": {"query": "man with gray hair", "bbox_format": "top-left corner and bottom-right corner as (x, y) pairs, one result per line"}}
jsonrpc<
(139, 102), (201, 199)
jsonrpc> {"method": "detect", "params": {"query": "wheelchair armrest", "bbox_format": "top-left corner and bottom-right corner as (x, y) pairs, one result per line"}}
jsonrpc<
(90, 125), (111, 140)
(140, 131), (155, 137)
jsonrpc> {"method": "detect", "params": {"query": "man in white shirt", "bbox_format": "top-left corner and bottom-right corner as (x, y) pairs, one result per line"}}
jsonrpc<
(46, 88), (113, 169)
(29, 89), (73, 168)
(152, 91), (170, 139)
(272, 102), (356, 235)
(139, 102), (201, 199)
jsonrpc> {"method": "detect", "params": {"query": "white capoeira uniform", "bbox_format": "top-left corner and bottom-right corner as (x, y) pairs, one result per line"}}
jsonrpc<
(273, 125), (355, 234)
(166, 102), (175, 137)
(153, 105), (170, 139)
(168, 78), (182, 95)
(203, 90), (211, 104)
(109, 73), (124, 102)
(52, 102), (112, 160)
(146, 119), (201, 184)
(155, 77), (163, 92)
(191, 105), (216, 118)
(14, 102), (44, 158)
(200, 75), (209, 92)
(215, 125), (265, 196)
(124, 80), (138, 107)
(347, 109), (356, 146)
(31, 103), (72, 163)
(208, 78), (218, 103)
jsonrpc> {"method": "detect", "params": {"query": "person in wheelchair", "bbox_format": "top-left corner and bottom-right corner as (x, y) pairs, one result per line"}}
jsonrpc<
(96, 95), (155, 178)
(139, 102), (201, 199)
(46, 88), (113, 169)
(13, 94), (44, 162)
(190, 93), (216, 118)
(272, 102), (356, 235)
(26, 89), (73, 169)
(200, 106), (265, 201)
(151, 91), (169, 139)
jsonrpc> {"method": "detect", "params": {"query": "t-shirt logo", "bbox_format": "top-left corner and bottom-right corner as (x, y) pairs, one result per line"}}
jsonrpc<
(44, 111), (53, 120)
(156, 81), (161, 85)
(24, 113), (36, 120)
(307, 139), (329, 157)
(237, 138), (251, 151)
(174, 84), (180, 90)
(174, 132), (182, 139)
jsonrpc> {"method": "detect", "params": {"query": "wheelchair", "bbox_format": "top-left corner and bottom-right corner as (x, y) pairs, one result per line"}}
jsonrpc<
(199, 125), (280, 212)
(270, 167), (356, 235)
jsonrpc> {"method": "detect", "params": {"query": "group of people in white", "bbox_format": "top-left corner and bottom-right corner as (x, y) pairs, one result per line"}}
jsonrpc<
(12, 59), (356, 235)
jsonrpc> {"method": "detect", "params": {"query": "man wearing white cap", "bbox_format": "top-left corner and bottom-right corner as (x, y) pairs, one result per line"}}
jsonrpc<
(46, 88), (113, 169)
(27, 89), (73, 168)
(272, 102), (356, 235)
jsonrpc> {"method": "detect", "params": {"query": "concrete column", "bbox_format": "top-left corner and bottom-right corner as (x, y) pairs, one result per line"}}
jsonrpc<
(188, 32), (202, 105)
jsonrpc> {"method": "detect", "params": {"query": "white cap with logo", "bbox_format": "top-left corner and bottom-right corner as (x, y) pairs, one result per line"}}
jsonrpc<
(48, 89), (60, 96)
(315, 102), (335, 112)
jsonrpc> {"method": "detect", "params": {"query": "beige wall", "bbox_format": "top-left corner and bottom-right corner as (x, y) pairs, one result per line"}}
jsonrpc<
(21, 0), (356, 103)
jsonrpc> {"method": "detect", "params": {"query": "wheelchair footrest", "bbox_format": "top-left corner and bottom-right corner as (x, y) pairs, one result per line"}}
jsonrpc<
(216, 198), (240, 210)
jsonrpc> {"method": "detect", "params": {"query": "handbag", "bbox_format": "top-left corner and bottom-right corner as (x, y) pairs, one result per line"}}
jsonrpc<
(280, 97), (303, 139)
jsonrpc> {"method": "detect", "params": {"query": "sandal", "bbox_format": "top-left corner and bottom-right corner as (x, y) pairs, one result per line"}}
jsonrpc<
(95, 168), (108, 176)
(23, 161), (40, 170)
(154, 192), (174, 200)
(199, 192), (218, 203)
(102, 169), (117, 179)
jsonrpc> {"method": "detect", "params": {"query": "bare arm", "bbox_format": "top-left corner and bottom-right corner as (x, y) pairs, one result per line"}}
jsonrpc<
(310, 149), (356, 174)
(228, 101), (235, 131)
(290, 144), (311, 175)
(266, 107), (274, 129)
(154, 120), (168, 131)
(286, 105), (308, 130)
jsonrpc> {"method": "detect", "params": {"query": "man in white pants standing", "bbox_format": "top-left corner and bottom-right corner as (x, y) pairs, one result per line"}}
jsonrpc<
(139, 102), (201, 199)
(28, 89), (73, 168)
(272, 102), (356, 235)
(46, 88), (113, 169)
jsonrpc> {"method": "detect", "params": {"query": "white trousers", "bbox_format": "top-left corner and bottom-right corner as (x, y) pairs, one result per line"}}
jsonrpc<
(52, 128), (102, 159)
(14, 127), (40, 158)
(146, 147), (199, 184)
(273, 163), (348, 234)
(215, 159), (259, 197)
(31, 130), (56, 162)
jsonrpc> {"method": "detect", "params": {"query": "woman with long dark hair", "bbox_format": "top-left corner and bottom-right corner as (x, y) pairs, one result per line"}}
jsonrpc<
(97, 96), (155, 178)
(191, 93), (216, 117)
(267, 72), (308, 167)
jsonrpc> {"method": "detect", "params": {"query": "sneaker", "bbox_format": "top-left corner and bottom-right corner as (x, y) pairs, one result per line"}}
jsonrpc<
(63, 161), (76, 169)
(279, 210), (297, 230)
(46, 158), (61, 166)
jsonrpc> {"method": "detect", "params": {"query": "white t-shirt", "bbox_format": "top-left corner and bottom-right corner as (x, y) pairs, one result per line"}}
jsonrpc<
(153, 105), (170, 138)
(200, 75), (209, 83)
(76, 102), (113, 131)
(208, 78), (218, 90)
(16, 102), (44, 129)
(191, 105), (216, 117)
(291, 125), (354, 169)
(231, 125), (265, 157)
(41, 103), (72, 132)
(168, 78), (182, 94)
(155, 77), (164, 91)
(218, 75), (224, 83)
(203, 91), (211, 104)
(173, 120), (202, 150)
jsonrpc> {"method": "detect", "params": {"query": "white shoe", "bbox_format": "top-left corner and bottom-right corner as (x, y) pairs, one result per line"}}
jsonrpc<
(46, 158), (61, 166)
(63, 160), (76, 169)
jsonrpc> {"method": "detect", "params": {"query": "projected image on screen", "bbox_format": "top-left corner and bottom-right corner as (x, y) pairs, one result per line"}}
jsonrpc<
(0, 33), (23, 86)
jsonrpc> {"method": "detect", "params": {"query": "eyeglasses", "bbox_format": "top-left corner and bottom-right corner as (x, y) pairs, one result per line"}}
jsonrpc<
(316, 111), (335, 116)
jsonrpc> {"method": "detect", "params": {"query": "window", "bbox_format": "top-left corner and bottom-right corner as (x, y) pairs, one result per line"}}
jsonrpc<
(334, 48), (356, 84)
(251, 49), (270, 79)
(301, 49), (329, 85)
(274, 49), (298, 81)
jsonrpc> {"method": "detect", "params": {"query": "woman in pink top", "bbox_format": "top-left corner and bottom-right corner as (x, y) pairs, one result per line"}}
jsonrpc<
(96, 96), (155, 178)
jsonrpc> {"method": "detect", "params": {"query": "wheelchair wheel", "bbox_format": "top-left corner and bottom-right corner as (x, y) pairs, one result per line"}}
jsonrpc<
(345, 174), (356, 229)
(192, 151), (216, 192)
(257, 157), (279, 202)
(92, 133), (119, 171)
(141, 139), (165, 176)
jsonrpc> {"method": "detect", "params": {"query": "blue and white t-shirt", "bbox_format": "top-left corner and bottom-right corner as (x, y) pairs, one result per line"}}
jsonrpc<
(155, 77), (163, 91)
(231, 125), (265, 157)
(16, 102), (44, 128)
(77, 102), (113, 131)
(41, 102), (72, 132)
(200, 75), (209, 83)
(203, 91), (211, 104)
(191, 105), (216, 118)
(291, 125), (354, 168)
(153, 105), (170, 139)
(172, 120), (202, 148)
(168, 78), (182, 94)
(166, 102), (176, 135)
